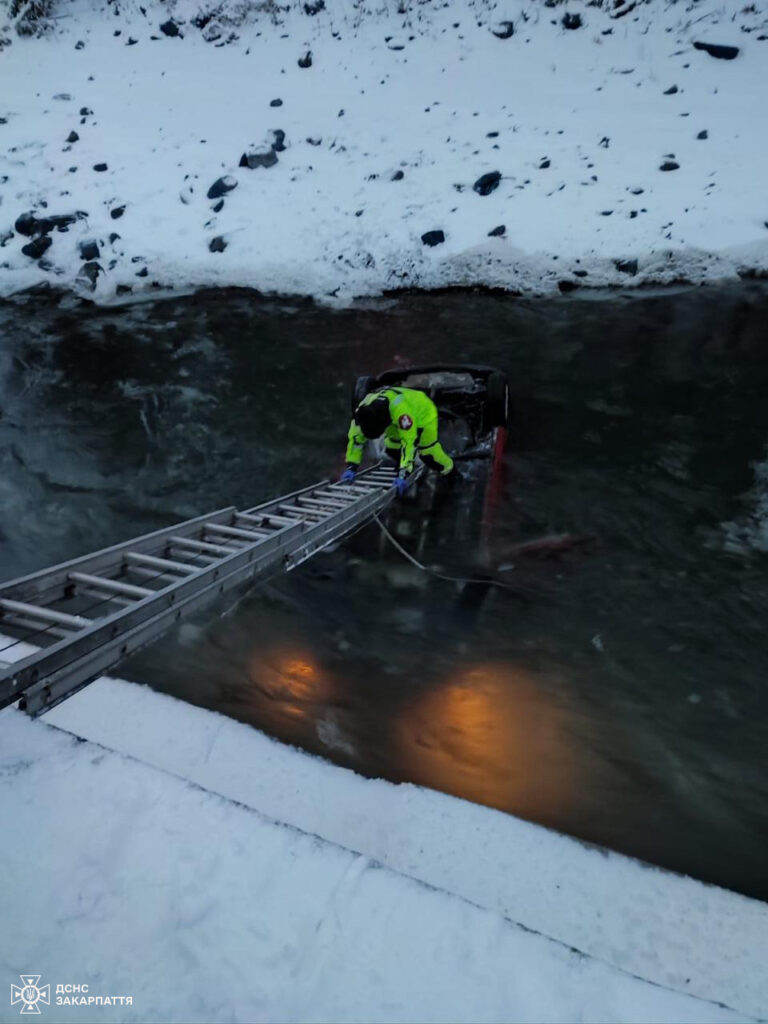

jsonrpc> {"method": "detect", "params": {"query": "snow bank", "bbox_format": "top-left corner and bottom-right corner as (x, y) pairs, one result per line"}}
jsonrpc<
(0, 689), (762, 1023)
(0, 676), (753, 1021)
(1, 0), (767, 304)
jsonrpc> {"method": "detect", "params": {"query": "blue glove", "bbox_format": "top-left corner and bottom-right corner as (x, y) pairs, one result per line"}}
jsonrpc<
(340, 468), (356, 483)
(393, 475), (409, 497)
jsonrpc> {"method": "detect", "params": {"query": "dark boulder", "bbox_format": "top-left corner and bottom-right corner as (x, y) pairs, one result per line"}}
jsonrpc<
(421, 230), (445, 247)
(79, 106), (93, 116)
(491, 21), (514, 39)
(93, 162), (108, 172)
(270, 129), (286, 152)
(696, 129), (708, 140)
(659, 160), (679, 171)
(239, 148), (277, 169)
(206, 175), (237, 199)
(663, 85), (678, 94)
(110, 205), (126, 219)
(391, 169), (404, 181)
(473, 171), (501, 196)
(15, 210), (85, 236)
(270, 98), (283, 107)
(79, 239), (100, 260)
(615, 258), (638, 275)
(298, 50), (312, 68)
(209, 235), (227, 252)
(136, 266), (149, 277)
(562, 12), (582, 29)
(21, 236), (52, 259)
(488, 224), (506, 237)
(66, 130), (79, 143)
(303, 0), (324, 14)
(160, 19), (180, 36)
(211, 199), (224, 213)
(77, 261), (102, 289)
(693, 41), (739, 60)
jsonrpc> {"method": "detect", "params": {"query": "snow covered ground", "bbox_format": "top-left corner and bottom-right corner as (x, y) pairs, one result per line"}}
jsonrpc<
(1, 675), (767, 1023)
(1, 0), (768, 304)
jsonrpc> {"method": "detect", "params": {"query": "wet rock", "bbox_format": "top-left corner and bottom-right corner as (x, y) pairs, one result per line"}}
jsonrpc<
(491, 20), (514, 39)
(270, 98), (283, 107)
(209, 235), (227, 252)
(696, 130), (708, 140)
(298, 50), (312, 68)
(391, 170), (404, 181)
(615, 258), (638, 275)
(66, 130), (79, 143)
(663, 85), (678, 95)
(421, 230), (445, 247)
(21, 236), (52, 259)
(473, 171), (501, 196)
(206, 175), (237, 199)
(159, 19), (180, 36)
(79, 238), (100, 260)
(488, 224), (506, 237)
(93, 162), (108, 172)
(659, 160), (679, 171)
(77, 261), (102, 289)
(110, 205), (125, 219)
(693, 41), (739, 60)
(239, 147), (277, 169)
(562, 12), (582, 29)
(15, 210), (86, 236)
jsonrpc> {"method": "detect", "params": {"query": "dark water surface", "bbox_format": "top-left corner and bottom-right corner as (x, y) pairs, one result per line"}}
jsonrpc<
(1, 284), (767, 900)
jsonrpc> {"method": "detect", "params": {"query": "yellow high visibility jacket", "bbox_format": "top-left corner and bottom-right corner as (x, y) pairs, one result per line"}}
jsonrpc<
(346, 387), (438, 475)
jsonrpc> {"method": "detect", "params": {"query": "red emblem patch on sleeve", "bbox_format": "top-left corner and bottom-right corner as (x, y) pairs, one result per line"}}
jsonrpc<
(398, 414), (413, 430)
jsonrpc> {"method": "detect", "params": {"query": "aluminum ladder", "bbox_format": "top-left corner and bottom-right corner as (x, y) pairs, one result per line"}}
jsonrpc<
(0, 463), (402, 716)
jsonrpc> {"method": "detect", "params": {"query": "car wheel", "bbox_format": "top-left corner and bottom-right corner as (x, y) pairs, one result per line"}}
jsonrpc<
(483, 371), (510, 430)
(351, 375), (376, 413)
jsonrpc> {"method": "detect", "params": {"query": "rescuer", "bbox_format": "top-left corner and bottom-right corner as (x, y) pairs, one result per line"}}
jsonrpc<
(341, 387), (455, 495)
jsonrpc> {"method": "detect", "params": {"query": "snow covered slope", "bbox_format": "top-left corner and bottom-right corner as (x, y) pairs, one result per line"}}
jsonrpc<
(0, 676), (758, 1021)
(1, 0), (767, 303)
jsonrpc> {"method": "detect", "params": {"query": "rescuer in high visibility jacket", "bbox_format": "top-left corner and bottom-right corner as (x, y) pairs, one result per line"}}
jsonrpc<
(341, 387), (455, 495)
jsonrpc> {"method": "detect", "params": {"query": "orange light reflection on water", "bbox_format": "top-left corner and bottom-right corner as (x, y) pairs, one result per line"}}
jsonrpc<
(396, 662), (586, 822)
(248, 650), (335, 721)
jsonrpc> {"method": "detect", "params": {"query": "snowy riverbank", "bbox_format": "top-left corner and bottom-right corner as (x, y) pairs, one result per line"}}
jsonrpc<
(1, 675), (767, 1022)
(1, 0), (768, 304)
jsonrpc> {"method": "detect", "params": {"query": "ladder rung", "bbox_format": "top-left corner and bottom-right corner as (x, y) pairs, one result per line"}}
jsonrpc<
(278, 504), (328, 519)
(299, 496), (353, 510)
(256, 512), (303, 528)
(0, 598), (92, 630)
(68, 572), (154, 600)
(234, 512), (281, 530)
(169, 535), (235, 557)
(124, 552), (199, 575)
(205, 523), (269, 542)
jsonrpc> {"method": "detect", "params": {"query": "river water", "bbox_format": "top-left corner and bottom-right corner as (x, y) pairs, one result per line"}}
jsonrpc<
(1, 283), (766, 901)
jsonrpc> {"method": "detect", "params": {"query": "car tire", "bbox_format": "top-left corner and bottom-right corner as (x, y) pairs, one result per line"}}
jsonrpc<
(351, 375), (376, 413)
(483, 371), (510, 430)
